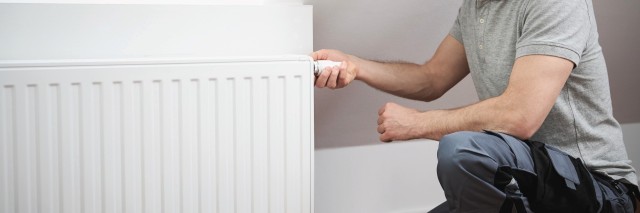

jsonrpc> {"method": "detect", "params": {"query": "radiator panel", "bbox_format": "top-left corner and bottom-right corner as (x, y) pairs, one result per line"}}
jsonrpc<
(0, 58), (314, 213)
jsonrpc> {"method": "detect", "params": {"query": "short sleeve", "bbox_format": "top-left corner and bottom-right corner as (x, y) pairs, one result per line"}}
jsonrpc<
(516, 0), (591, 67)
(449, 7), (464, 44)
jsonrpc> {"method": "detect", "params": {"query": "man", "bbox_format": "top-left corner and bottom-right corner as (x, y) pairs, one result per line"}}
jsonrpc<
(312, 0), (639, 212)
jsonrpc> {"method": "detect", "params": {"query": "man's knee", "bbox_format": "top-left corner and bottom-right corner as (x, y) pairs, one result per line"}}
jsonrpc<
(437, 131), (488, 175)
(437, 131), (486, 158)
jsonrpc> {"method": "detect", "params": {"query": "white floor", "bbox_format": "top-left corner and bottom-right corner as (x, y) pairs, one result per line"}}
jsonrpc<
(315, 140), (442, 213)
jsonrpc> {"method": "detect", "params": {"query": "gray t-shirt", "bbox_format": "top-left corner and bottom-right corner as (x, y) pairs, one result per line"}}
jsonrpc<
(450, 0), (637, 185)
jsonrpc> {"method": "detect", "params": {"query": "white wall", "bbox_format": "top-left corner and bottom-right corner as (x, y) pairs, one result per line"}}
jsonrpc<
(0, 3), (312, 61)
(0, 0), (301, 5)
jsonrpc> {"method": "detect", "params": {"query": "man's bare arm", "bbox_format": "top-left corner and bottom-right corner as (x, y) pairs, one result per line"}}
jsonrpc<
(378, 54), (573, 141)
(312, 35), (469, 102)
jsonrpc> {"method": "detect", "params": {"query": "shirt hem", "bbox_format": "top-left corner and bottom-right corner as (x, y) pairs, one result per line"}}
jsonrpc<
(516, 43), (581, 67)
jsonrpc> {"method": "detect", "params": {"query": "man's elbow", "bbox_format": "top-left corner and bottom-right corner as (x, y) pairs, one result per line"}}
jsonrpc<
(403, 87), (443, 102)
(507, 125), (537, 140)
(501, 112), (542, 140)
(416, 63), (446, 102)
(420, 90), (444, 102)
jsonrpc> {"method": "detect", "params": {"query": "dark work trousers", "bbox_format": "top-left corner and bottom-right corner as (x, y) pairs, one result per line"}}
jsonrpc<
(429, 131), (637, 213)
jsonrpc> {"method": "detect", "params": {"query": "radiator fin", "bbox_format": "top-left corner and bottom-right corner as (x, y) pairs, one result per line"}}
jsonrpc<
(0, 60), (313, 213)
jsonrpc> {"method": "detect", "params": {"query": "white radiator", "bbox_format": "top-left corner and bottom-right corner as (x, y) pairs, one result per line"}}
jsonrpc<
(0, 56), (315, 213)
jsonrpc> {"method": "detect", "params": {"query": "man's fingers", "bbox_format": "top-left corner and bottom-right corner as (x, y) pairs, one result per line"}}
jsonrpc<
(311, 50), (356, 89)
(327, 67), (340, 89)
(311, 49), (329, 60)
(378, 105), (386, 115)
(384, 102), (397, 109)
(377, 123), (385, 134)
(336, 61), (353, 88)
(315, 67), (332, 88)
(379, 133), (392, 143)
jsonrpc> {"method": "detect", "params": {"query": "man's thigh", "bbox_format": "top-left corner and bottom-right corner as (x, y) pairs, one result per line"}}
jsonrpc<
(436, 131), (536, 212)
(437, 131), (535, 174)
(436, 131), (637, 213)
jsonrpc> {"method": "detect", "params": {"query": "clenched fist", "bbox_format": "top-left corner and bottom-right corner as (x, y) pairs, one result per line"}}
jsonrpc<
(377, 102), (428, 142)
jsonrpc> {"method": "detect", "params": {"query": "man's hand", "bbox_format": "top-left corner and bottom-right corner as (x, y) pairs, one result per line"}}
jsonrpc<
(377, 102), (429, 142)
(311, 36), (470, 101)
(311, 49), (359, 89)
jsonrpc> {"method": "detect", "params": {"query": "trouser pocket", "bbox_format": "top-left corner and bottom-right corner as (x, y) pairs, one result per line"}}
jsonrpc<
(593, 173), (635, 213)
(520, 140), (600, 212)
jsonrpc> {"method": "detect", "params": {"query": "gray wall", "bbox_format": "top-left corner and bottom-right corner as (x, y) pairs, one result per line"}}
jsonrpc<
(593, 0), (640, 124)
(308, 2), (640, 211)
(307, 0), (640, 149)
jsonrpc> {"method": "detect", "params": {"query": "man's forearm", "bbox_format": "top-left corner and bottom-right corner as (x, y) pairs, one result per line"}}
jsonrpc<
(418, 96), (531, 141)
(410, 55), (571, 141)
(312, 36), (468, 101)
(356, 35), (470, 102)
(351, 55), (439, 101)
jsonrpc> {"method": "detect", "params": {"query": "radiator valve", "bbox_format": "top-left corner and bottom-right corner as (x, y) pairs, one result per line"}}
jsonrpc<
(313, 60), (342, 76)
